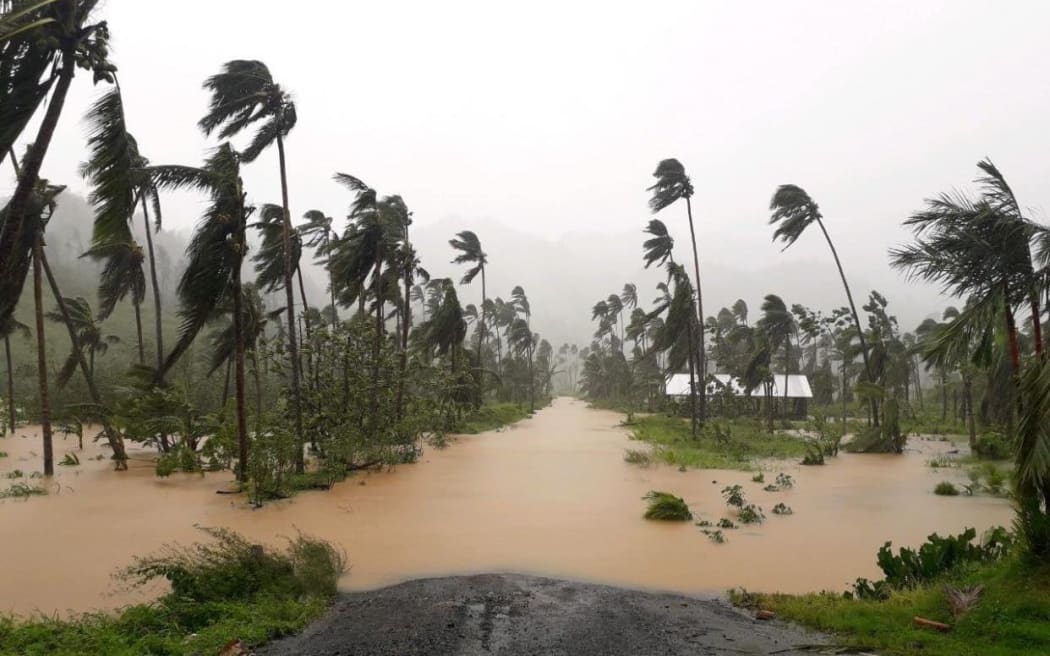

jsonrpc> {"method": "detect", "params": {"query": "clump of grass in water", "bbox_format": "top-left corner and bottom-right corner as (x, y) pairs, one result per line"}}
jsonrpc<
(643, 491), (692, 521)
(701, 529), (726, 543)
(0, 482), (47, 499)
(738, 504), (765, 524)
(935, 481), (960, 496)
(751, 472), (765, 483)
(772, 502), (793, 515)
(59, 452), (80, 466)
(718, 518), (737, 529)
(5, 469), (23, 479)
(623, 448), (651, 465)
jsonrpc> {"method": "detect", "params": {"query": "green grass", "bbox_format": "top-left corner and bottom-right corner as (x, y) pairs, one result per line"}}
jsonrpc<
(934, 481), (960, 496)
(642, 490), (692, 520)
(454, 403), (532, 434)
(629, 415), (810, 470)
(733, 558), (1050, 656)
(0, 529), (345, 656)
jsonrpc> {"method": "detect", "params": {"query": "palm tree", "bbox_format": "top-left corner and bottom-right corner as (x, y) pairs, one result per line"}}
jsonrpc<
(0, 314), (29, 434)
(146, 144), (252, 482)
(770, 184), (879, 423)
(512, 286), (536, 412)
(301, 210), (338, 329)
(80, 86), (165, 369)
(199, 59), (303, 466)
(757, 294), (796, 417)
(45, 296), (118, 384)
(642, 218), (699, 437)
(418, 279), (467, 373)
(208, 283), (271, 432)
(0, 0), (113, 326)
(81, 238), (145, 363)
(649, 158), (706, 422)
(450, 230), (489, 402)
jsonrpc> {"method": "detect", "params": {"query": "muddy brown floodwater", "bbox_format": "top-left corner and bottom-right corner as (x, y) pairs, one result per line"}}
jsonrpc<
(0, 397), (1012, 617)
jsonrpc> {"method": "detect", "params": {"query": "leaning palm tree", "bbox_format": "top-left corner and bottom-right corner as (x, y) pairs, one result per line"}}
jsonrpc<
(199, 59), (302, 464)
(0, 314), (29, 434)
(208, 283), (272, 432)
(0, 0), (114, 326)
(649, 158), (706, 422)
(450, 230), (489, 402)
(301, 210), (338, 328)
(45, 296), (118, 384)
(512, 286), (536, 412)
(146, 144), (252, 482)
(81, 238), (146, 362)
(81, 86), (165, 369)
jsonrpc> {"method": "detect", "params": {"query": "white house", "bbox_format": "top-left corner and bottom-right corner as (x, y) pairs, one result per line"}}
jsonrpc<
(665, 373), (813, 400)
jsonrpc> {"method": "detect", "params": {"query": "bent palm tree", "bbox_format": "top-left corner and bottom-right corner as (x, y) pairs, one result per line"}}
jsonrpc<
(146, 144), (252, 482)
(81, 238), (145, 362)
(45, 296), (118, 384)
(199, 59), (303, 467)
(649, 158), (706, 422)
(450, 230), (489, 402)
(771, 184), (877, 422)
(757, 294), (796, 417)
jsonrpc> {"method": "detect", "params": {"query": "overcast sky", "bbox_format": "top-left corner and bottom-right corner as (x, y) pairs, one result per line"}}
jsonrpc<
(8, 0), (1050, 338)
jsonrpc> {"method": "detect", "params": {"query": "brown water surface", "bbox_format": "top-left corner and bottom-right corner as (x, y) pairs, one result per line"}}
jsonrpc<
(0, 397), (1011, 616)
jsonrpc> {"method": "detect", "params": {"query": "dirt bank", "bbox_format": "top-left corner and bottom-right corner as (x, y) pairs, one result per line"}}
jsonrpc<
(258, 573), (826, 656)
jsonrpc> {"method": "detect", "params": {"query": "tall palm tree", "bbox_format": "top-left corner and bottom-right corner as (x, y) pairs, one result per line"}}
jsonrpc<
(0, 0), (113, 326)
(208, 283), (272, 432)
(418, 278), (467, 373)
(199, 59), (303, 463)
(642, 218), (698, 436)
(146, 144), (252, 482)
(757, 294), (796, 417)
(649, 158), (706, 422)
(770, 184), (877, 423)
(450, 230), (489, 402)
(512, 286), (536, 412)
(81, 86), (165, 369)
(301, 210), (338, 329)
(0, 314), (29, 434)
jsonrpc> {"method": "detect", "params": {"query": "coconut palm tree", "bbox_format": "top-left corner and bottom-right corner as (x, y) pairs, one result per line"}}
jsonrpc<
(648, 158), (706, 422)
(0, 0), (113, 326)
(81, 238), (145, 363)
(208, 283), (272, 432)
(146, 144), (252, 482)
(757, 294), (796, 417)
(301, 210), (338, 329)
(418, 278), (467, 373)
(0, 314), (29, 434)
(770, 185), (875, 419)
(512, 286), (536, 412)
(80, 86), (165, 369)
(199, 59), (303, 463)
(45, 296), (118, 384)
(450, 230), (489, 402)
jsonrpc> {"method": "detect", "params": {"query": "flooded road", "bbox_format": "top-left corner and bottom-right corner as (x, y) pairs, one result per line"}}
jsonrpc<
(0, 397), (1012, 616)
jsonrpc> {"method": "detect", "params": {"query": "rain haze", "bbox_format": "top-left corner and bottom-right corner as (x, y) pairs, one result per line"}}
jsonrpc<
(8, 0), (1050, 345)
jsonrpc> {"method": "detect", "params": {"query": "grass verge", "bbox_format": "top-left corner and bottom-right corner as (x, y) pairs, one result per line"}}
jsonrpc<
(732, 557), (1050, 656)
(453, 402), (533, 434)
(629, 415), (810, 470)
(0, 528), (346, 656)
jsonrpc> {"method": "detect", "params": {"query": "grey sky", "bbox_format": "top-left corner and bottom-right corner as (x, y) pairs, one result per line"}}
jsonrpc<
(7, 0), (1050, 344)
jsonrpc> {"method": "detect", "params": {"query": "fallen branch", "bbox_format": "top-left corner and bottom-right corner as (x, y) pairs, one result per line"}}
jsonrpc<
(913, 616), (951, 632)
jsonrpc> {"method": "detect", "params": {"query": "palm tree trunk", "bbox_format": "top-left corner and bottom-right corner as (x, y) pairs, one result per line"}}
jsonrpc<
(684, 197), (706, 423)
(941, 371), (948, 421)
(396, 249), (411, 420)
(252, 351), (262, 434)
(275, 132), (305, 474)
(221, 358), (231, 407)
(296, 266), (315, 388)
(1030, 295), (1043, 358)
(4, 334), (14, 434)
(89, 348), (95, 382)
(370, 248), (384, 426)
(814, 217), (877, 425)
(783, 344), (790, 419)
(913, 357), (924, 411)
(477, 267), (488, 405)
(963, 373), (976, 449)
(40, 245), (128, 468)
(685, 313), (698, 439)
(140, 198), (164, 370)
(132, 299), (144, 364)
(32, 234), (53, 476)
(0, 50), (75, 326)
(232, 259), (249, 484)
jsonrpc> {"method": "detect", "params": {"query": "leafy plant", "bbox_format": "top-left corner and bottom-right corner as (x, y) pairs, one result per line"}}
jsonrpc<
(772, 502), (793, 515)
(701, 529), (726, 543)
(775, 473), (794, 488)
(59, 452), (80, 466)
(934, 481), (960, 496)
(751, 472), (765, 483)
(643, 490), (692, 521)
(623, 448), (651, 465)
(721, 484), (746, 508)
(0, 482), (47, 499)
(717, 518), (737, 529)
(738, 504), (765, 524)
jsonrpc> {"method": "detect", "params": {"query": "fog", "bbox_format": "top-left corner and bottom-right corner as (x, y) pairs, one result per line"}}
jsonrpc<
(6, 0), (1050, 347)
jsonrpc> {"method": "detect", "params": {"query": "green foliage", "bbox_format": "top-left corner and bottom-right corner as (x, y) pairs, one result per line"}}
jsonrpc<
(973, 431), (1011, 460)
(771, 502), (793, 515)
(0, 482), (46, 498)
(623, 448), (651, 465)
(737, 504), (765, 524)
(454, 403), (530, 434)
(733, 557), (1050, 656)
(717, 518), (737, 529)
(642, 490), (692, 521)
(934, 481), (960, 496)
(775, 473), (794, 488)
(701, 529), (725, 543)
(721, 484), (745, 508)
(852, 527), (1012, 598)
(750, 472), (764, 483)
(0, 529), (344, 655)
(630, 415), (809, 470)
(58, 452), (79, 466)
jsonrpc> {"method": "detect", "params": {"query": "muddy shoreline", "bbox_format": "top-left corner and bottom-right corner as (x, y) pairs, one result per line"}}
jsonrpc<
(258, 573), (826, 656)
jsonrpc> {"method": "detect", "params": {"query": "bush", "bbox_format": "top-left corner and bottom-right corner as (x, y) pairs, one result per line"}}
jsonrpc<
(642, 491), (692, 521)
(0, 482), (47, 499)
(973, 431), (1011, 459)
(738, 504), (765, 524)
(623, 448), (651, 465)
(772, 502), (793, 515)
(721, 484), (746, 508)
(934, 481), (960, 496)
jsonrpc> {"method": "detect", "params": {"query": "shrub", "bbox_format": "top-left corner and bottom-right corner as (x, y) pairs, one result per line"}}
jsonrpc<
(751, 472), (765, 483)
(623, 448), (651, 465)
(738, 504), (765, 524)
(775, 473), (794, 488)
(701, 529), (726, 543)
(642, 491), (692, 521)
(721, 484), (746, 508)
(934, 481), (960, 496)
(5, 469), (23, 479)
(972, 431), (1011, 459)
(59, 452), (80, 466)
(772, 502), (793, 515)
(0, 482), (47, 499)
(717, 518), (737, 529)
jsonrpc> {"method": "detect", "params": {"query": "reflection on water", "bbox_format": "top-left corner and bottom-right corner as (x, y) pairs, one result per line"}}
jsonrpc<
(0, 397), (1012, 616)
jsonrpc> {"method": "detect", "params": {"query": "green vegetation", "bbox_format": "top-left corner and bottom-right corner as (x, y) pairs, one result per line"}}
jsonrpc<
(629, 415), (808, 470)
(642, 491), (692, 521)
(0, 482), (46, 499)
(934, 481), (960, 496)
(452, 402), (533, 435)
(737, 504), (765, 524)
(623, 448), (651, 465)
(0, 529), (345, 656)
(771, 502), (793, 515)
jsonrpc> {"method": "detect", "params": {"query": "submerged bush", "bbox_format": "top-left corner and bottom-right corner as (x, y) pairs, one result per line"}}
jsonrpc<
(642, 491), (692, 521)
(972, 431), (1011, 460)
(0, 482), (47, 499)
(934, 481), (960, 496)
(738, 504), (765, 524)
(623, 448), (651, 465)
(772, 502), (793, 515)
(721, 484), (746, 508)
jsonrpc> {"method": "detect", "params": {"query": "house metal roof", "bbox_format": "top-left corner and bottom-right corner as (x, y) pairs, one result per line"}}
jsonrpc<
(665, 373), (813, 399)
